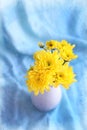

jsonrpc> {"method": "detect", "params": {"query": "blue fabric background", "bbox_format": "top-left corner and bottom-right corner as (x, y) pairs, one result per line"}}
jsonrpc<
(0, 0), (87, 130)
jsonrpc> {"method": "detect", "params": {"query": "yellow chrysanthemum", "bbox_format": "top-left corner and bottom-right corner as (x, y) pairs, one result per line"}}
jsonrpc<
(61, 65), (76, 89)
(60, 47), (78, 61)
(26, 69), (53, 95)
(46, 40), (59, 50)
(56, 40), (78, 61)
(34, 50), (62, 71)
(52, 64), (76, 89)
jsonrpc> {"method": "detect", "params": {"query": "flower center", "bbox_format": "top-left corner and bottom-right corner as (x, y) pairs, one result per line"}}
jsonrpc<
(59, 73), (64, 78)
(49, 43), (53, 47)
(67, 54), (70, 57)
(47, 61), (51, 66)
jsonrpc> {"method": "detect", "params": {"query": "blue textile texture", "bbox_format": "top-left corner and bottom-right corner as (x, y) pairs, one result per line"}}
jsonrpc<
(0, 0), (87, 130)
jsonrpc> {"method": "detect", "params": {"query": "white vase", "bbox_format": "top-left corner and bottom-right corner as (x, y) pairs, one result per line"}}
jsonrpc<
(31, 86), (62, 112)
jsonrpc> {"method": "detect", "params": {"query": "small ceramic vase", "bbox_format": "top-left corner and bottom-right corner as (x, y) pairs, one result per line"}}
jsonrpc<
(31, 86), (62, 111)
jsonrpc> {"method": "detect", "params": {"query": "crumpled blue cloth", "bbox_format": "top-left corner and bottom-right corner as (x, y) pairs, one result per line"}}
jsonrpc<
(0, 0), (87, 130)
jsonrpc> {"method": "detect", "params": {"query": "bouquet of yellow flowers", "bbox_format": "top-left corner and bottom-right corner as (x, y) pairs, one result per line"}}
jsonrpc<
(25, 40), (78, 95)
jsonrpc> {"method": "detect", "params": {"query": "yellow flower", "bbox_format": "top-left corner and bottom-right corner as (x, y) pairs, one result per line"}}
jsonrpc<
(60, 48), (78, 61)
(56, 40), (78, 61)
(46, 40), (58, 50)
(52, 64), (76, 89)
(61, 64), (76, 89)
(26, 68), (53, 95)
(34, 50), (62, 71)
